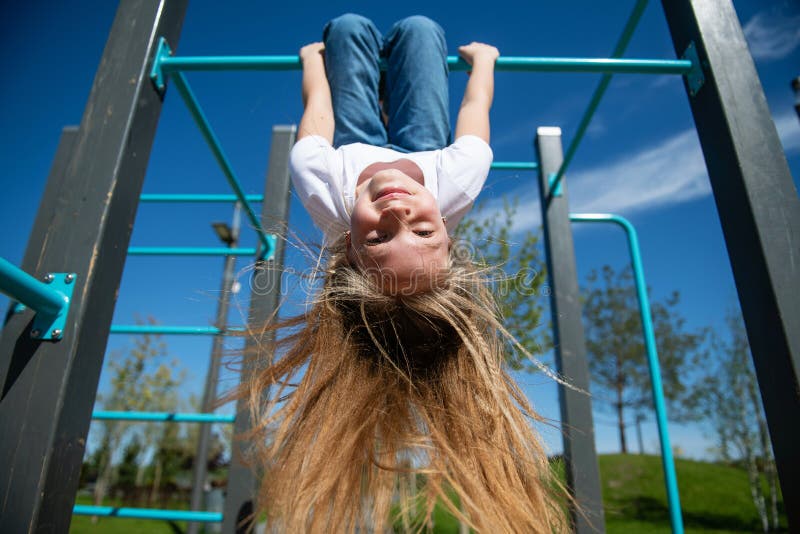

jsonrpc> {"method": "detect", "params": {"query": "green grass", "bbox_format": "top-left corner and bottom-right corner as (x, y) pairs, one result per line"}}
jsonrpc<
(600, 454), (787, 533)
(69, 455), (787, 533)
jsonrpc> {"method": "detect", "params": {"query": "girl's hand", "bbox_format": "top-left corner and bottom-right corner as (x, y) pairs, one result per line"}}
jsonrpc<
(300, 42), (325, 63)
(458, 42), (500, 66)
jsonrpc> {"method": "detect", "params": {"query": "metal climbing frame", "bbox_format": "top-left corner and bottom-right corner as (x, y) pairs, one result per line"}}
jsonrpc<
(570, 213), (683, 533)
(1, 0), (798, 531)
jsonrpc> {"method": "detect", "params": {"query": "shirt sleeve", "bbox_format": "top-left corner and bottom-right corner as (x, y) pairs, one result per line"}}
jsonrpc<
(436, 135), (494, 230)
(289, 135), (349, 237)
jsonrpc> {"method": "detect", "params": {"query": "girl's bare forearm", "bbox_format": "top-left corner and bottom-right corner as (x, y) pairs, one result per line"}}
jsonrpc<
(462, 59), (495, 109)
(298, 50), (334, 142)
(455, 58), (496, 141)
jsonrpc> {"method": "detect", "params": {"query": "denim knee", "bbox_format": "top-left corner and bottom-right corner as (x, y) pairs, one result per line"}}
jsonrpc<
(323, 13), (375, 41)
(391, 15), (445, 40)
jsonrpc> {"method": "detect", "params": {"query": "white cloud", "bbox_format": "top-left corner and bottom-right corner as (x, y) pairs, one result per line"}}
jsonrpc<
(479, 109), (799, 235)
(774, 109), (800, 154)
(743, 9), (800, 61)
(587, 118), (606, 137)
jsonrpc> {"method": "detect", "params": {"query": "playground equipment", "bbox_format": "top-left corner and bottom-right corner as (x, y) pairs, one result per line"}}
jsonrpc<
(1, 0), (798, 532)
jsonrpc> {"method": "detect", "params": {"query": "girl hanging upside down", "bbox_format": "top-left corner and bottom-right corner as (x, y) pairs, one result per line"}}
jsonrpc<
(237, 14), (570, 533)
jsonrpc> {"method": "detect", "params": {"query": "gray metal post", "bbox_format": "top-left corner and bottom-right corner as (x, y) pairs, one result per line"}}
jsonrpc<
(0, 1), (188, 531)
(535, 127), (605, 533)
(188, 204), (242, 534)
(222, 125), (296, 533)
(660, 1), (800, 530)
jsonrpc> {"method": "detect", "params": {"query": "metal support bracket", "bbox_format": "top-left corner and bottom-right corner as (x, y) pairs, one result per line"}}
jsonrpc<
(31, 273), (76, 341)
(681, 41), (705, 97)
(260, 234), (277, 261)
(150, 37), (173, 96)
(548, 172), (564, 197)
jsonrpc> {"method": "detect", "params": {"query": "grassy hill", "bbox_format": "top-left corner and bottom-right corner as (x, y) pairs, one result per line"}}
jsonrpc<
(599, 454), (786, 533)
(70, 454), (787, 533)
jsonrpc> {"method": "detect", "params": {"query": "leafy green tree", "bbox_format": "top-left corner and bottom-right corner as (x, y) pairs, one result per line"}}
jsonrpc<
(581, 265), (706, 453)
(693, 308), (780, 531)
(90, 319), (184, 510)
(80, 433), (109, 488)
(456, 200), (549, 370)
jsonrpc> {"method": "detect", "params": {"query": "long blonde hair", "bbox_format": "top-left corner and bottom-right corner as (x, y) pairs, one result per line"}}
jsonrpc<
(233, 234), (569, 532)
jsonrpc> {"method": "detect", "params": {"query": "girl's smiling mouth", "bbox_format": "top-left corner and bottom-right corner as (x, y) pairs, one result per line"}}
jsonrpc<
(374, 188), (411, 201)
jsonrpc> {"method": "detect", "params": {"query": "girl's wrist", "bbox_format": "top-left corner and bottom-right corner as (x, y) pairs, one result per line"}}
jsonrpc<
(301, 53), (324, 66)
(470, 54), (498, 67)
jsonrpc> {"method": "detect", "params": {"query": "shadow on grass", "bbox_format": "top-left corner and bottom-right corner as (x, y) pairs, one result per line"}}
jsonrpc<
(613, 496), (787, 532)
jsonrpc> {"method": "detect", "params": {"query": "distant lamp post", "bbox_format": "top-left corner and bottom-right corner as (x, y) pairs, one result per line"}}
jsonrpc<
(188, 203), (241, 534)
(212, 222), (235, 245)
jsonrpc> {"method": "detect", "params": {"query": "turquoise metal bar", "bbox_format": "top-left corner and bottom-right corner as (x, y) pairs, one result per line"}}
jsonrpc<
(159, 53), (691, 75)
(550, 0), (650, 198)
(491, 161), (539, 171)
(110, 325), (245, 335)
(72, 505), (222, 522)
(127, 247), (257, 256)
(92, 411), (235, 423)
(167, 69), (272, 259)
(140, 193), (264, 203)
(570, 212), (684, 534)
(0, 257), (68, 317)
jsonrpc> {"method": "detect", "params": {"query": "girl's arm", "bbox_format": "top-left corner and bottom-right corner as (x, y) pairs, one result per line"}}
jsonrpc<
(298, 42), (335, 143)
(454, 43), (500, 143)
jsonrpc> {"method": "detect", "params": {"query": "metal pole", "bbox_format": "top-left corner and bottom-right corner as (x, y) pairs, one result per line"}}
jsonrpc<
(535, 127), (605, 533)
(0, 257), (68, 317)
(156, 52), (692, 75)
(0, 1), (188, 530)
(570, 212), (684, 533)
(110, 325), (237, 335)
(127, 247), (257, 256)
(660, 1), (800, 530)
(222, 125), (295, 534)
(549, 0), (649, 195)
(188, 203), (242, 534)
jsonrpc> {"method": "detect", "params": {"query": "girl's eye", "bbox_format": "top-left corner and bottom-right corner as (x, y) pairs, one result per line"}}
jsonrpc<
(366, 234), (387, 245)
(415, 230), (433, 237)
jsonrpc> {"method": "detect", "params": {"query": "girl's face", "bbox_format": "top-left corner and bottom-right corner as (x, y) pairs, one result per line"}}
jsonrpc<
(349, 167), (449, 295)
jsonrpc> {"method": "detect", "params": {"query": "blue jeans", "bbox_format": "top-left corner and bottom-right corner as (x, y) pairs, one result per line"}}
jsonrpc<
(322, 14), (451, 152)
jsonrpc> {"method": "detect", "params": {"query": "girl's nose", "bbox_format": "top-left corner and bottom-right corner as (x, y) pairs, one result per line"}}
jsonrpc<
(380, 205), (411, 220)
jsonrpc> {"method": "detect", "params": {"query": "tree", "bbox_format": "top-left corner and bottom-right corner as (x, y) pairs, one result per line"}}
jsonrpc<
(455, 200), (550, 370)
(90, 319), (184, 511)
(149, 421), (194, 504)
(581, 265), (706, 453)
(693, 307), (780, 532)
(117, 437), (142, 504)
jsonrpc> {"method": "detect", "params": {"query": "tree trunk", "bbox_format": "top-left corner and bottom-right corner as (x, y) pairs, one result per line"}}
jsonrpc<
(635, 414), (644, 454)
(616, 404), (627, 453)
(765, 456), (779, 531)
(748, 372), (779, 530)
(743, 437), (769, 533)
(734, 378), (768, 532)
(150, 459), (162, 505)
(616, 358), (627, 454)
(92, 440), (117, 524)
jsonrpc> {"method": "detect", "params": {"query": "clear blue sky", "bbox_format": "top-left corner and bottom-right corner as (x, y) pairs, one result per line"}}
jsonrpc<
(1, 0), (798, 458)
